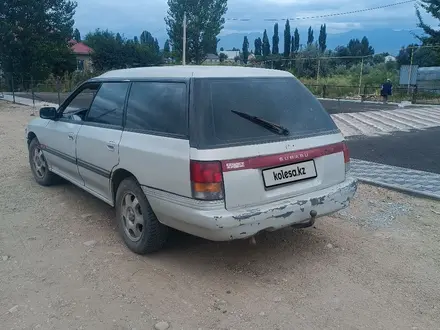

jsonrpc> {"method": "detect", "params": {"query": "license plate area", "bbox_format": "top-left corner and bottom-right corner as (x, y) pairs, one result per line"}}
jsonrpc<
(262, 160), (317, 188)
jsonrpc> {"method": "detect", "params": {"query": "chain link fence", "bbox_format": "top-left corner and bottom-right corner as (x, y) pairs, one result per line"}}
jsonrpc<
(304, 84), (440, 104)
(0, 72), (95, 106)
(1, 69), (439, 106)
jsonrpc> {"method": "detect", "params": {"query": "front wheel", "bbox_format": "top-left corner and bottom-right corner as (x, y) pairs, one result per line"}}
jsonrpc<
(29, 138), (57, 186)
(115, 177), (169, 254)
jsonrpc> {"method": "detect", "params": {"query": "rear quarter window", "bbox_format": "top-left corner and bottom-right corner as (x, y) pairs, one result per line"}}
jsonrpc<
(125, 82), (187, 137)
(191, 76), (338, 148)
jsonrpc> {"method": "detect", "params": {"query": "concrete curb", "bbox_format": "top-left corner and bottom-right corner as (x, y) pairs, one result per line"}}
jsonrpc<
(316, 97), (438, 108)
(358, 177), (440, 201)
(0, 95), (58, 108)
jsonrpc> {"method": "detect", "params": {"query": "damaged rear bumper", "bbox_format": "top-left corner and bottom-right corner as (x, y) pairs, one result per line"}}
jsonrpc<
(144, 177), (357, 241)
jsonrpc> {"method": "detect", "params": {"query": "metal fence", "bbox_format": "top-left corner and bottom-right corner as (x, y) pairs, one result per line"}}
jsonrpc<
(0, 76), (81, 106)
(304, 84), (440, 104)
(1, 74), (440, 106)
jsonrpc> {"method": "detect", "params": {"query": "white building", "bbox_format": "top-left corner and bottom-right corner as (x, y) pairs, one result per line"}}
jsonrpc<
(385, 55), (396, 63)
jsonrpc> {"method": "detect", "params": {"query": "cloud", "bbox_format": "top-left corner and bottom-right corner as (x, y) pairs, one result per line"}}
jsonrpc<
(73, 0), (433, 43)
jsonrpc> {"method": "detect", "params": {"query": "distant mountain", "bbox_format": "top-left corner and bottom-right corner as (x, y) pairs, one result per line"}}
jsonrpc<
(217, 28), (419, 55)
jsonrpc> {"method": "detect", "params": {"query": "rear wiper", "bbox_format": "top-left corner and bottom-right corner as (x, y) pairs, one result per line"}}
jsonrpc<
(231, 110), (290, 136)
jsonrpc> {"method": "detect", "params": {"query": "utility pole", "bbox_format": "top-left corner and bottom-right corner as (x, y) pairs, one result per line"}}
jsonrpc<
(316, 59), (321, 83)
(358, 57), (364, 96)
(407, 47), (414, 94)
(182, 11), (187, 65)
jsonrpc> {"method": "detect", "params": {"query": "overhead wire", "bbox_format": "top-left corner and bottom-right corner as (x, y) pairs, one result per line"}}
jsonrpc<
(225, 0), (416, 22)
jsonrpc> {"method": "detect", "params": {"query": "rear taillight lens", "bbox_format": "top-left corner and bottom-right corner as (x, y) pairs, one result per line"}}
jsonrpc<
(342, 142), (350, 173)
(190, 160), (224, 200)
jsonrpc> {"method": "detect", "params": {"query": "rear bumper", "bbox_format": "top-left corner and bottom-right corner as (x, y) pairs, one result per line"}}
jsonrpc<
(143, 177), (357, 241)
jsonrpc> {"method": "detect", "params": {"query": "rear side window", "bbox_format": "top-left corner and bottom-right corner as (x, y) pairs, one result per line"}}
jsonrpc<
(191, 77), (338, 148)
(125, 82), (187, 137)
(86, 82), (129, 126)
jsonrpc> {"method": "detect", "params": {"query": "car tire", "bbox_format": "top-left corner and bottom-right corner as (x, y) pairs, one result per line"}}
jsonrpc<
(29, 138), (58, 186)
(115, 177), (169, 254)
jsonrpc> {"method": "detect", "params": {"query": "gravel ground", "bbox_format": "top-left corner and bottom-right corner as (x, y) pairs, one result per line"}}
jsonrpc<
(1, 101), (440, 330)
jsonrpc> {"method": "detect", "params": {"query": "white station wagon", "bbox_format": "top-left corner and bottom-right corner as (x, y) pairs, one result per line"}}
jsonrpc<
(26, 66), (357, 254)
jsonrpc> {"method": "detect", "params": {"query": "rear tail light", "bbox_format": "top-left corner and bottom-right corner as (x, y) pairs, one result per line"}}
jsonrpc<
(190, 160), (224, 200)
(342, 142), (350, 173)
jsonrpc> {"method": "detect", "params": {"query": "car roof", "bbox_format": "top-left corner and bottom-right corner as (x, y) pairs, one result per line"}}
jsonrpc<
(96, 65), (293, 79)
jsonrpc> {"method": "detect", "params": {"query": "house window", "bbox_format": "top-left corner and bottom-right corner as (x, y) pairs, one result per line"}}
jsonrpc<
(77, 59), (84, 71)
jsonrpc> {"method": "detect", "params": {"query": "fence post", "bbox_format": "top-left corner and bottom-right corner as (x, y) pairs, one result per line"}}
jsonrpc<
(11, 74), (16, 103)
(56, 76), (61, 106)
(361, 84), (367, 102)
(358, 57), (364, 96)
(31, 77), (35, 116)
(316, 59), (321, 83)
(411, 85), (418, 104)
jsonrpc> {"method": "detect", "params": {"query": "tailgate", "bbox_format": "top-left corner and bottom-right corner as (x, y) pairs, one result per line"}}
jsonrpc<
(220, 134), (347, 210)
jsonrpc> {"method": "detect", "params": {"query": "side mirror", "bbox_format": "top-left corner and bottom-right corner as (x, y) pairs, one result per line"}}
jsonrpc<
(39, 107), (58, 120)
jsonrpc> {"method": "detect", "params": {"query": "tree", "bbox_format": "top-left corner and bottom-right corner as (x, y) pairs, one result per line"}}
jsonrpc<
(361, 36), (374, 56)
(140, 31), (155, 46)
(294, 44), (323, 78)
(164, 39), (171, 57)
(284, 19), (291, 57)
(318, 24), (327, 53)
(164, 39), (171, 53)
(262, 29), (271, 57)
(272, 23), (279, 55)
(397, 44), (440, 67)
(242, 36), (249, 64)
(219, 52), (228, 62)
(165, 0), (228, 64)
(85, 29), (162, 71)
(416, 0), (440, 44)
(154, 38), (160, 53)
(134, 36), (139, 44)
(0, 0), (77, 82)
(307, 26), (314, 45)
(73, 28), (81, 42)
(294, 28), (300, 53)
(291, 36), (295, 55)
(254, 38), (262, 56)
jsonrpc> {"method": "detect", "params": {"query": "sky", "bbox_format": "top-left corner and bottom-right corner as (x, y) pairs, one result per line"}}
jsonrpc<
(74, 0), (435, 44)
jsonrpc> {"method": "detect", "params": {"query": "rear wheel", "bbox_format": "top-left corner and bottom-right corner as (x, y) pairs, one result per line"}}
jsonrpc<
(115, 177), (169, 254)
(29, 138), (57, 186)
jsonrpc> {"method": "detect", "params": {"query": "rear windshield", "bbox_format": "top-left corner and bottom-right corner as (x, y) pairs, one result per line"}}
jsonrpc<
(191, 76), (339, 149)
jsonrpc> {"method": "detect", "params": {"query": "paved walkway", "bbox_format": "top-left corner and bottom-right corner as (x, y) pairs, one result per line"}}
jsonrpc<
(332, 105), (440, 137)
(1, 94), (58, 108)
(351, 159), (440, 200)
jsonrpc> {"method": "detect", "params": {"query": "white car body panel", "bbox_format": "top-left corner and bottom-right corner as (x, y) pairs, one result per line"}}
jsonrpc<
(26, 66), (357, 244)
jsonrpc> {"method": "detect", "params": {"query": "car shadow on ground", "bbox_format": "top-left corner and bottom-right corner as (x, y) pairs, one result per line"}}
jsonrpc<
(50, 179), (333, 276)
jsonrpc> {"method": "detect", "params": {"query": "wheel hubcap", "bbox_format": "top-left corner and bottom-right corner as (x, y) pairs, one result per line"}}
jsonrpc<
(121, 192), (144, 242)
(32, 147), (47, 179)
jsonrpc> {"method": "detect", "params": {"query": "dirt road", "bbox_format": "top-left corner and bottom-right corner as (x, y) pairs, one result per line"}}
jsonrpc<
(1, 101), (440, 330)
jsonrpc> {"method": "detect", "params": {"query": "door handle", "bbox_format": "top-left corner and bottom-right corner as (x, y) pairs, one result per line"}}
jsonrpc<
(68, 133), (75, 140)
(107, 141), (116, 151)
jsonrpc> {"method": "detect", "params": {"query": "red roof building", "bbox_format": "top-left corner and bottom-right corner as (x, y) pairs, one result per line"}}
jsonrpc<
(69, 40), (93, 72)
(69, 39), (93, 55)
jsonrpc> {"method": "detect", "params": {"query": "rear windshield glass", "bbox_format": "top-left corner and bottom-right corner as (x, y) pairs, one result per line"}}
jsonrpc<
(191, 77), (338, 149)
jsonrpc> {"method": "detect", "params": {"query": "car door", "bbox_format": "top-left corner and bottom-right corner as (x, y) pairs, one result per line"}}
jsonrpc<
(39, 82), (101, 186)
(76, 82), (129, 202)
